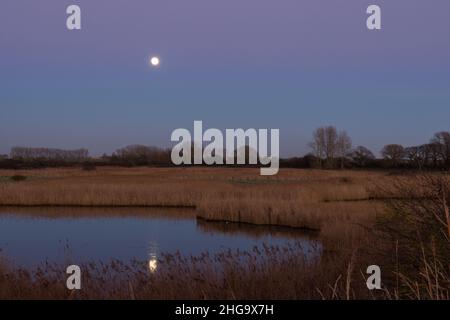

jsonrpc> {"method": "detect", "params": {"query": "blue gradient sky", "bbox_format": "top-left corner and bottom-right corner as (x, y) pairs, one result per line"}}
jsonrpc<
(1, 0), (449, 157)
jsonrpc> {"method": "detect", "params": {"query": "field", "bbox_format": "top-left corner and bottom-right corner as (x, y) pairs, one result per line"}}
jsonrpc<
(0, 167), (448, 299)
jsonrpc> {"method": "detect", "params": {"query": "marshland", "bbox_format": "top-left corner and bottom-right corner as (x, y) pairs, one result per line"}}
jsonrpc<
(3, 0), (450, 302)
(0, 167), (448, 299)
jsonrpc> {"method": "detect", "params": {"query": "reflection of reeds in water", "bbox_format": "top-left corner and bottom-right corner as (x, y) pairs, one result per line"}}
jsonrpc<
(196, 218), (319, 240)
(0, 206), (196, 220)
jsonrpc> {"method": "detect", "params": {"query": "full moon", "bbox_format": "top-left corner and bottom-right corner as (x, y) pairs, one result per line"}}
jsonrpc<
(150, 56), (160, 67)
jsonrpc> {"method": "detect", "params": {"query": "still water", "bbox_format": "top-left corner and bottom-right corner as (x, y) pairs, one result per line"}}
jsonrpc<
(0, 207), (319, 268)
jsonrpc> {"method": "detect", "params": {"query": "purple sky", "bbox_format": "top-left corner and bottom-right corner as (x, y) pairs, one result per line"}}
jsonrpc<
(1, 0), (449, 157)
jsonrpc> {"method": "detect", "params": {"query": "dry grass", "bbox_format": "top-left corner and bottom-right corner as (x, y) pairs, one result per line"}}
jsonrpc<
(0, 167), (391, 231)
(0, 243), (385, 300)
(1, 243), (446, 300)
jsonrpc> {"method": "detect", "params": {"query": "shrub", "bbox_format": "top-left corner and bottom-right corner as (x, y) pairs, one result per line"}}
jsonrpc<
(10, 175), (27, 182)
(81, 162), (96, 171)
(339, 177), (352, 184)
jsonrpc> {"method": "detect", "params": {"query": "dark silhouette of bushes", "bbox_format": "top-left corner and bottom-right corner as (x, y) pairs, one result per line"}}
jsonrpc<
(81, 161), (96, 171)
(10, 175), (27, 182)
(1, 130), (448, 170)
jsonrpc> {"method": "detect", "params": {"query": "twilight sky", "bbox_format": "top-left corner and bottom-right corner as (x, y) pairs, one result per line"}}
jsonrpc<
(1, 0), (449, 157)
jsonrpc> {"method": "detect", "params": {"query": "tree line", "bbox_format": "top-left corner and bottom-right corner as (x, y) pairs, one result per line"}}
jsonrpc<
(0, 145), (172, 169)
(1, 128), (449, 170)
(10, 147), (89, 161)
(304, 126), (450, 169)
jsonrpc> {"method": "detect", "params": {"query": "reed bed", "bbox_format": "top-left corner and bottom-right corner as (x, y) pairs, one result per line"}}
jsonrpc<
(0, 167), (394, 231)
(1, 242), (447, 300)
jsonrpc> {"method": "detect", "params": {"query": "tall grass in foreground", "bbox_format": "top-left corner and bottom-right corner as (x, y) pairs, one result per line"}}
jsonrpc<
(0, 242), (447, 300)
(370, 173), (450, 299)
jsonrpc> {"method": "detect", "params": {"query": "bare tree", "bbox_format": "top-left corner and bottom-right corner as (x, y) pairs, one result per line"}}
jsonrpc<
(431, 131), (450, 167)
(426, 142), (443, 168)
(336, 130), (352, 169)
(308, 126), (342, 168)
(350, 146), (375, 167)
(308, 127), (326, 168)
(381, 144), (405, 167)
(405, 145), (430, 170)
(324, 126), (338, 168)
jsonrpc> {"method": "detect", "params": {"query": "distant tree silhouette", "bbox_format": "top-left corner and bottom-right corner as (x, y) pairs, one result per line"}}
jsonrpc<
(405, 145), (430, 170)
(10, 147), (88, 161)
(336, 130), (352, 169)
(309, 126), (348, 169)
(431, 131), (450, 168)
(113, 145), (171, 166)
(381, 144), (405, 167)
(350, 146), (375, 167)
(308, 127), (326, 168)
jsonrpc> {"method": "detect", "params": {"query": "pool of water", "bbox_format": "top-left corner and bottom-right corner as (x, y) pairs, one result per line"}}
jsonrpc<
(0, 207), (320, 268)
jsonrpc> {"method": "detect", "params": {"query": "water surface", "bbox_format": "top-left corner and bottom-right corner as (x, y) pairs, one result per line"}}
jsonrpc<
(0, 207), (319, 268)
